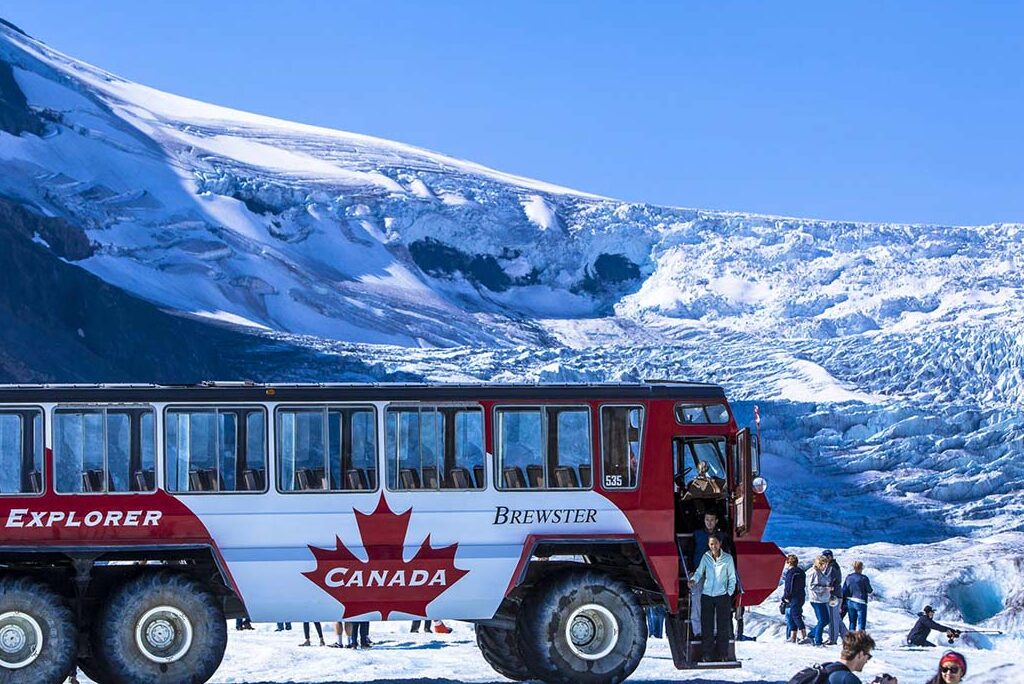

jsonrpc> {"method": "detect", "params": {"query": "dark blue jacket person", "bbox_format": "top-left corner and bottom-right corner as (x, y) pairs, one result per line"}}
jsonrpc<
(841, 561), (873, 631)
(781, 554), (807, 642)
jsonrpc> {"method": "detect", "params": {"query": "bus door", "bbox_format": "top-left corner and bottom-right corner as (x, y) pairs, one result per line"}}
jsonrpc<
(672, 436), (729, 570)
(733, 428), (753, 538)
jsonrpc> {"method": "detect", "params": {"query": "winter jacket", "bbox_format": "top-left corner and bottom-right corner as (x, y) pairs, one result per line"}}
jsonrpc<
(691, 550), (737, 597)
(907, 612), (954, 645)
(690, 529), (732, 571)
(826, 561), (843, 599)
(807, 566), (832, 604)
(783, 566), (806, 604)
(841, 572), (873, 605)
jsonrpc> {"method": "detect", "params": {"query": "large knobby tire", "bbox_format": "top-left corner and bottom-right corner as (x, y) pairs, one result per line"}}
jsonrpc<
(476, 623), (533, 681)
(517, 571), (647, 684)
(0, 575), (77, 684)
(94, 573), (227, 684)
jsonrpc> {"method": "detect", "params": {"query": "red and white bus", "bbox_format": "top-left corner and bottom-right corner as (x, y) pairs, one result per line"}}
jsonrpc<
(0, 381), (783, 684)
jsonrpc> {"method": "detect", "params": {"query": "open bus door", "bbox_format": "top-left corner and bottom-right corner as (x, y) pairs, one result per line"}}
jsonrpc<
(734, 428), (753, 538)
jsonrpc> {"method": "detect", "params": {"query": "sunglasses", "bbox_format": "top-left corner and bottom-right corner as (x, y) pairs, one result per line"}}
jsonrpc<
(941, 666), (961, 674)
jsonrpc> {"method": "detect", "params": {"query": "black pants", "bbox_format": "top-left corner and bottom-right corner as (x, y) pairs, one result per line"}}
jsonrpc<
(348, 621), (369, 645)
(411, 620), (432, 633)
(700, 594), (732, 662)
(908, 636), (936, 647)
(303, 622), (323, 640)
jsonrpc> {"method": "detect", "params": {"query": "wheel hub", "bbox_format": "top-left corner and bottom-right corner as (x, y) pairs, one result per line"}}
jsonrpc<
(135, 606), (193, 663)
(0, 611), (42, 669)
(564, 604), (620, 661)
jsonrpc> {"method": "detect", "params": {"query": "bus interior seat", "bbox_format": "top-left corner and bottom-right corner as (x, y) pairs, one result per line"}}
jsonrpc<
(365, 468), (377, 490)
(296, 468), (319, 491)
(242, 468), (266, 491)
(526, 464), (544, 488)
(421, 466), (439, 489)
(473, 465), (485, 488)
(503, 466), (526, 489)
(133, 469), (155, 491)
(82, 469), (104, 493)
(345, 469), (369, 490)
(399, 468), (421, 490)
(446, 467), (472, 489)
(28, 470), (42, 493)
(579, 464), (592, 487)
(554, 466), (580, 489)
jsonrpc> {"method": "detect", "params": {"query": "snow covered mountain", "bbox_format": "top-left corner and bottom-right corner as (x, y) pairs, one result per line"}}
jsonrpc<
(1, 17), (1022, 669)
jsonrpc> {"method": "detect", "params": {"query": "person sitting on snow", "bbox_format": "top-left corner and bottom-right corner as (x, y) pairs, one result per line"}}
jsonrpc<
(906, 606), (960, 647)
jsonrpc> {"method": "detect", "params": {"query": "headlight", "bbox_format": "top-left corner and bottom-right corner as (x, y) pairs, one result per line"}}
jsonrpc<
(752, 476), (767, 494)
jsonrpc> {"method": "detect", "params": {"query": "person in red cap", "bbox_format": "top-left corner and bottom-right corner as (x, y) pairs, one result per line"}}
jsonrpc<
(925, 650), (966, 683)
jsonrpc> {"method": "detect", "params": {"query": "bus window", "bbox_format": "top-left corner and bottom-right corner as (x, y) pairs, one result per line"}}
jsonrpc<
(55, 407), (155, 493)
(0, 410), (43, 495)
(675, 402), (730, 425)
(277, 407), (376, 493)
(601, 406), (644, 489)
(168, 408), (266, 493)
(675, 437), (728, 499)
(387, 406), (484, 491)
(496, 406), (591, 490)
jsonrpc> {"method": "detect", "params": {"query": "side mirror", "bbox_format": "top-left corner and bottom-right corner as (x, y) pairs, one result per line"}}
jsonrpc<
(752, 477), (767, 495)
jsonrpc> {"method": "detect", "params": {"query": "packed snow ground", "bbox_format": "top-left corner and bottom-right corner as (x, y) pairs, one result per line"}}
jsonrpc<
(73, 577), (1024, 684)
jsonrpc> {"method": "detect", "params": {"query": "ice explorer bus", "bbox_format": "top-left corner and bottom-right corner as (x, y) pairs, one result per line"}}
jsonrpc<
(0, 381), (783, 684)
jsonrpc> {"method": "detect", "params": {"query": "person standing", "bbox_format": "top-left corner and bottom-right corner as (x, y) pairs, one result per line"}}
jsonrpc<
(689, 510), (725, 637)
(842, 561), (873, 631)
(925, 651), (966, 684)
(410, 620), (433, 633)
(646, 605), (666, 639)
(347, 621), (371, 648)
(781, 554), (807, 643)
(275, 622), (292, 632)
(807, 555), (833, 646)
(822, 550), (847, 645)
(687, 533), (736, 662)
(300, 621), (325, 646)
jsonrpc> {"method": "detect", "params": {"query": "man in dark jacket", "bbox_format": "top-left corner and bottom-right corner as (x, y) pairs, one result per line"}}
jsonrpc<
(781, 554), (807, 642)
(907, 606), (959, 647)
(823, 550), (847, 645)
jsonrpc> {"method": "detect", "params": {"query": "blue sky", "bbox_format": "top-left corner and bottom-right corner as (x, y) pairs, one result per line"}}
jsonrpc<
(2, 1), (1022, 225)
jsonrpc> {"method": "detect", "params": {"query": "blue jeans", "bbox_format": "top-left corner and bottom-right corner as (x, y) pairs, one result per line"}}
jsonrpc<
(810, 602), (830, 645)
(785, 600), (805, 638)
(847, 601), (867, 631)
(646, 606), (666, 639)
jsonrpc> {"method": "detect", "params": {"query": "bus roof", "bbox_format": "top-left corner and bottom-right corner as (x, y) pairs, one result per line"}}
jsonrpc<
(0, 381), (727, 403)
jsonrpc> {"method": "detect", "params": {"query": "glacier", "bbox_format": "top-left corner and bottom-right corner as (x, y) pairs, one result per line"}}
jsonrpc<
(1, 16), (1023, 682)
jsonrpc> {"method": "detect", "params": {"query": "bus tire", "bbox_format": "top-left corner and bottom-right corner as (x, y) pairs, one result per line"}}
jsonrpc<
(94, 572), (227, 684)
(476, 623), (533, 681)
(517, 570), (647, 684)
(0, 575), (77, 684)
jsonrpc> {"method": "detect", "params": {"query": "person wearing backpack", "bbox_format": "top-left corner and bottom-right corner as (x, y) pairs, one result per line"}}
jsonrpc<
(782, 554), (808, 643)
(807, 555), (833, 646)
(788, 631), (894, 684)
(687, 532), (736, 662)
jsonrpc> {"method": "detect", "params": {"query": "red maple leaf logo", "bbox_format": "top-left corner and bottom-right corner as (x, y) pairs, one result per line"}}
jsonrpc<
(302, 495), (469, 619)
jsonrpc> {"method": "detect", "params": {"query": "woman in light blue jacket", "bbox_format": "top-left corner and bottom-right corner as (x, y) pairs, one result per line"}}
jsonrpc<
(806, 555), (833, 646)
(687, 533), (737, 662)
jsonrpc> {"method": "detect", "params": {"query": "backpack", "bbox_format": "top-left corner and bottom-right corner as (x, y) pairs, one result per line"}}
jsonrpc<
(788, 662), (849, 684)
